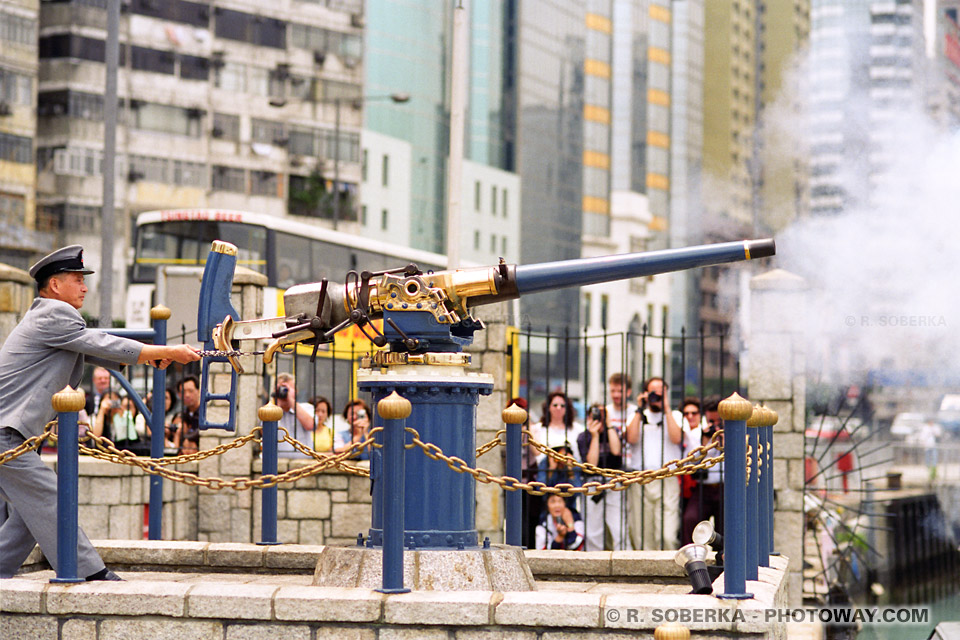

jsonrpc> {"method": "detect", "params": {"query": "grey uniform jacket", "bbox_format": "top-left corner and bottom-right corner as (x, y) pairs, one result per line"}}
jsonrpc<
(0, 297), (143, 438)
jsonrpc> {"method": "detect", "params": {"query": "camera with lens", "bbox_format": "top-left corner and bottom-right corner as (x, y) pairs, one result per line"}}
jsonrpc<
(272, 386), (289, 400)
(589, 406), (604, 422)
(647, 391), (662, 404)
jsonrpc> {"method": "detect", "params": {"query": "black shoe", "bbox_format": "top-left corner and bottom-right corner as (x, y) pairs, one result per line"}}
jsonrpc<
(85, 568), (124, 581)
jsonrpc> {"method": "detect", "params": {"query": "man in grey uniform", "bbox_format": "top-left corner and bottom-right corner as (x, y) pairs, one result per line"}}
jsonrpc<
(0, 245), (201, 580)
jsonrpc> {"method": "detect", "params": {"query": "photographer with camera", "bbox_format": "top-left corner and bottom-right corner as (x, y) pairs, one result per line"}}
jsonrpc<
(681, 395), (724, 545)
(576, 403), (625, 551)
(268, 373), (315, 457)
(624, 376), (683, 550)
(334, 399), (371, 461)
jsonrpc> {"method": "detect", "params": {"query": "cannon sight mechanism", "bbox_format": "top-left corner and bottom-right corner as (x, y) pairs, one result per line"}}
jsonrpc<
(204, 238), (775, 375)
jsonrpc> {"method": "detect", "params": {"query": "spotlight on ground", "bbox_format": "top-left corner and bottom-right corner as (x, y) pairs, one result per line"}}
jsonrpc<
(674, 543), (713, 595)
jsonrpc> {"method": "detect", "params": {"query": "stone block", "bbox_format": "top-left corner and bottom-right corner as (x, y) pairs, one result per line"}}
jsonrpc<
(331, 502), (372, 538)
(331, 490), (348, 503)
(379, 629), (450, 640)
(206, 543), (265, 568)
(87, 477), (124, 504)
(236, 488), (252, 509)
(0, 615), (57, 639)
(384, 590), (496, 625)
(524, 550), (611, 577)
(265, 544), (325, 569)
(772, 433), (803, 461)
(226, 624), (311, 640)
(486, 545), (537, 592)
(314, 629), (376, 640)
(316, 473), (349, 490)
(0, 578), (45, 612)
(287, 490), (331, 519)
(456, 631), (537, 640)
(97, 540), (207, 566)
(786, 459), (805, 490)
(98, 618), (222, 640)
(610, 550), (685, 577)
(61, 618), (97, 640)
(773, 511), (803, 571)
(188, 583), (279, 620)
(775, 488), (803, 512)
(416, 550), (492, 591)
(274, 586), (382, 622)
(299, 519), (324, 544)
(198, 494), (232, 533)
(78, 505), (110, 539)
(496, 591), (602, 627)
(217, 444), (252, 476)
(475, 483), (501, 536)
(231, 507), (252, 543)
(347, 476), (372, 503)
(46, 581), (190, 616)
(747, 335), (795, 400)
(109, 504), (138, 540)
(277, 519), (300, 544)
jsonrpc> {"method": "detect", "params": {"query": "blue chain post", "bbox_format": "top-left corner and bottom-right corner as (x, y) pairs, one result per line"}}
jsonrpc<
(503, 403), (528, 547)
(258, 402), (282, 545)
(148, 305), (170, 540)
(757, 407), (770, 567)
(717, 392), (753, 599)
(746, 406), (761, 581)
(50, 386), (85, 583)
(377, 391), (412, 593)
(767, 409), (779, 555)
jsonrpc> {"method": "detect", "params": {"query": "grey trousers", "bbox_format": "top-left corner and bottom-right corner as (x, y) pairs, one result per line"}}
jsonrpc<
(0, 427), (105, 579)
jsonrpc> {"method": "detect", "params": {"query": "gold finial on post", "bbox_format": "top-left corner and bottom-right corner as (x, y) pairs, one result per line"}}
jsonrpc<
(655, 622), (691, 640)
(378, 391), (412, 420)
(258, 401), (283, 422)
(502, 403), (528, 425)
(747, 404), (763, 428)
(718, 392), (753, 421)
(150, 305), (172, 321)
(52, 386), (85, 413)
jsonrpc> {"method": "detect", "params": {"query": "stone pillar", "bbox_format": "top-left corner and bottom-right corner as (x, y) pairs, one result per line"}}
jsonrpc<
(197, 266), (266, 543)
(467, 302), (511, 544)
(0, 263), (33, 345)
(748, 268), (807, 606)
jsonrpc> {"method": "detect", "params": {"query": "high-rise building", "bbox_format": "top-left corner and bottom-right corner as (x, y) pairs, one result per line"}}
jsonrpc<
(931, 0), (960, 128)
(806, 0), (925, 215)
(34, 0), (365, 311)
(0, 0), (50, 268)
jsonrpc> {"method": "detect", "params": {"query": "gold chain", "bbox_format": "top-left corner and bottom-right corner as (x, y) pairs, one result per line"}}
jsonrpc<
(0, 421), (58, 466)
(405, 427), (725, 497)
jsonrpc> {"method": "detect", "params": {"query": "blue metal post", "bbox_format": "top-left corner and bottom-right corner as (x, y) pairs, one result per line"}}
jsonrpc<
(258, 403), (282, 545)
(717, 392), (753, 599)
(148, 306), (169, 540)
(746, 411), (760, 580)
(378, 392), (411, 593)
(767, 412), (779, 555)
(504, 404), (527, 547)
(758, 413), (770, 568)
(51, 387), (84, 583)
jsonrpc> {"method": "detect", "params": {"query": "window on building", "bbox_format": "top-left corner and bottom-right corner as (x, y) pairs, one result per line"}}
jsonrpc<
(212, 113), (240, 141)
(361, 205), (367, 225)
(172, 160), (206, 187)
(473, 230), (480, 250)
(0, 132), (32, 164)
(361, 149), (368, 182)
(39, 34), (104, 61)
(0, 192), (26, 225)
(129, 102), (203, 137)
(501, 236), (507, 255)
(0, 13), (36, 46)
(600, 294), (609, 330)
(216, 62), (246, 93)
(251, 118), (286, 145)
(502, 189), (508, 218)
(179, 54), (209, 81)
(212, 165), (246, 192)
(584, 292), (592, 327)
(381, 154), (389, 187)
(251, 170), (278, 196)
(131, 46), (175, 74)
(0, 68), (32, 106)
(381, 208), (388, 231)
(491, 185), (497, 215)
(490, 234), (496, 253)
(474, 181), (481, 211)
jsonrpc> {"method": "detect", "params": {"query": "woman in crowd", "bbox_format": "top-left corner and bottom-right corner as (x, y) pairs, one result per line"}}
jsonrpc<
(311, 396), (335, 453)
(533, 391), (582, 463)
(334, 399), (372, 460)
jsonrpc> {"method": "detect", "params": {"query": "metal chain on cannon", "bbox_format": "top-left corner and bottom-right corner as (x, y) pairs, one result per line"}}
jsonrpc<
(403, 426), (726, 497)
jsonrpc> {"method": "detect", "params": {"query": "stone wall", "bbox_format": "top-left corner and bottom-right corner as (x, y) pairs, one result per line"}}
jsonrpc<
(748, 269), (808, 606)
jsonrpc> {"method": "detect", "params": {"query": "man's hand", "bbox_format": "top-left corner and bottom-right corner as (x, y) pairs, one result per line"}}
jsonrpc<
(140, 344), (201, 368)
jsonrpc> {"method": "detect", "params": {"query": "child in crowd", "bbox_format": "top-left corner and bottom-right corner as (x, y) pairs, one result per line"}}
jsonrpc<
(535, 493), (585, 550)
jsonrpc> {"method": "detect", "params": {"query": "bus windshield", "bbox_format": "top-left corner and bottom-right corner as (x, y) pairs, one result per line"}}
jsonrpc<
(132, 221), (267, 284)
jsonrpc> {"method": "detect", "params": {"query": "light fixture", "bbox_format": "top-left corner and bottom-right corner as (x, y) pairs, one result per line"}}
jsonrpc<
(692, 520), (724, 552)
(674, 543), (713, 595)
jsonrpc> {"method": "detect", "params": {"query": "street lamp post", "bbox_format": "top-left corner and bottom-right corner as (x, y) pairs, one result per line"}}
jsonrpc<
(330, 92), (410, 229)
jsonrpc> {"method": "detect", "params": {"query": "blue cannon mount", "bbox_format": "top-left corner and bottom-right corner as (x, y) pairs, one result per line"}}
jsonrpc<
(198, 237), (775, 549)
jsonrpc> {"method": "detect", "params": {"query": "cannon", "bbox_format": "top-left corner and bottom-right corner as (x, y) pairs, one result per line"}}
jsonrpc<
(196, 237), (775, 553)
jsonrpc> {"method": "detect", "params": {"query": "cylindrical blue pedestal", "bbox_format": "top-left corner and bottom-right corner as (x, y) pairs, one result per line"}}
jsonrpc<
(360, 369), (493, 549)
